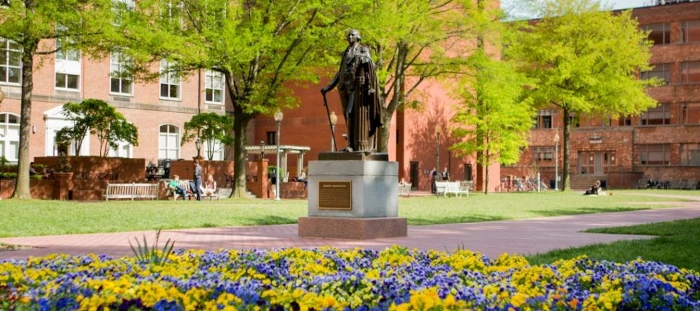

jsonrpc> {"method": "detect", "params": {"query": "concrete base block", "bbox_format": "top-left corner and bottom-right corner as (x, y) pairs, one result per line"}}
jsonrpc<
(298, 216), (407, 239)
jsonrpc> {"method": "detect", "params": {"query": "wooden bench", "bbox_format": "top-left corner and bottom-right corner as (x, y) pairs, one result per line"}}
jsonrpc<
(164, 179), (221, 201)
(398, 183), (412, 197)
(103, 183), (159, 201)
(436, 181), (469, 198)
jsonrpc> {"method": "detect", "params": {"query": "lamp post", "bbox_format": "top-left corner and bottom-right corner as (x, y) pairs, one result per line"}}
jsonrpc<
(259, 141), (265, 160)
(195, 137), (202, 159)
(554, 132), (560, 191)
(330, 111), (337, 152)
(435, 129), (441, 176)
(274, 110), (283, 201)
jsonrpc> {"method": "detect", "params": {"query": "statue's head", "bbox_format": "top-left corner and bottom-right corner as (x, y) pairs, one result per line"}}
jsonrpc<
(346, 29), (361, 44)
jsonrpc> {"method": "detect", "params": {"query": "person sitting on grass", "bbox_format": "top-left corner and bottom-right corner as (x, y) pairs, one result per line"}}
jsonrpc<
(168, 175), (187, 200)
(584, 180), (602, 196)
(202, 174), (217, 196)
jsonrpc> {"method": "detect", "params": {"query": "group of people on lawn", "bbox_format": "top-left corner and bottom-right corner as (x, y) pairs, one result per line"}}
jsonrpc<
(167, 160), (216, 201)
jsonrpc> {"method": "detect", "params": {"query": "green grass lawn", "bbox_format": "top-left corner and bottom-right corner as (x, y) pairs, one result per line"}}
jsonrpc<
(526, 218), (700, 272)
(0, 191), (691, 238)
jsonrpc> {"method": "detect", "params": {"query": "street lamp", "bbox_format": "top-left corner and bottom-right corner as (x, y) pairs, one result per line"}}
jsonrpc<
(195, 137), (202, 159)
(435, 129), (441, 177)
(274, 110), (283, 201)
(259, 141), (266, 159)
(329, 111), (337, 152)
(554, 132), (560, 191)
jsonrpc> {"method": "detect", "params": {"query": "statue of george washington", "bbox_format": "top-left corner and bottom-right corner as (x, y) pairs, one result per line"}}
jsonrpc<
(321, 29), (383, 152)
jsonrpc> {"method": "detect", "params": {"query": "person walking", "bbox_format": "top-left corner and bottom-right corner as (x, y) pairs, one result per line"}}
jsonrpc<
(430, 167), (438, 194)
(192, 160), (203, 201)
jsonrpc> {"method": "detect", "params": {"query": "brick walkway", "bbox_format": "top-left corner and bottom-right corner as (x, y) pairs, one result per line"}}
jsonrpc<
(1, 195), (699, 260)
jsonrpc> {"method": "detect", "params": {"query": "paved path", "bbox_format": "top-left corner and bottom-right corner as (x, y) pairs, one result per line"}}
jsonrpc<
(1, 197), (699, 260)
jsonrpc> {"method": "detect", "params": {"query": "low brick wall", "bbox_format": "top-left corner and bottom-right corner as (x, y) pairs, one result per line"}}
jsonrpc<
(0, 180), (55, 199)
(33, 156), (146, 182)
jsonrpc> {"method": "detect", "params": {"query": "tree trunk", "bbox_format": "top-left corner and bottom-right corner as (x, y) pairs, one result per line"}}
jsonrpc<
(12, 43), (38, 200)
(484, 139), (489, 195)
(376, 114), (391, 153)
(561, 109), (571, 191)
(231, 105), (251, 198)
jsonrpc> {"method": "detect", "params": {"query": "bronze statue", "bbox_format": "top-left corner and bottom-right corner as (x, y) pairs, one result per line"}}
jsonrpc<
(321, 29), (383, 152)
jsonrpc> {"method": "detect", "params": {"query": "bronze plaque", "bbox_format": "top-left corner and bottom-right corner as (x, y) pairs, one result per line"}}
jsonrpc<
(318, 181), (352, 210)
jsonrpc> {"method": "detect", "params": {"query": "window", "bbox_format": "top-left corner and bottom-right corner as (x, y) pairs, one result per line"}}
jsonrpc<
(640, 104), (671, 125)
(160, 60), (179, 99)
(56, 39), (79, 62)
(113, 0), (135, 25)
(205, 70), (224, 104)
(618, 116), (632, 126)
(642, 23), (670, 45)
(266, 131), (276, 145)
(641, 63), (671, 85)
(0, 38), (21, 84)
(682, 103), (700, 124)
(681, 144), (700, 166)
(568, 113), (580, 128)
(55, 39), (80, 91)
(158, 124), (179, 160)
(110, 51), (133, 95)
(536, 110), (554, 129)
(681, 61), (700, 84)
(639, 144), (670, 165)
(681, 20), (700, 43)
(204, 140), (224, 161)
(532, 147), (554, 164)
(0, 113), (20, 163)
(109, 141), (133, 158)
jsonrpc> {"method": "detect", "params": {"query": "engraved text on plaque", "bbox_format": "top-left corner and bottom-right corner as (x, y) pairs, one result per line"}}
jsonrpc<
(318, 181), (352, 210)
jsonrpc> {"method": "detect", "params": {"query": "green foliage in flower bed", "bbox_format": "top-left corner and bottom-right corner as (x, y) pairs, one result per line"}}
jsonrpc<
(527, 218), (700, 272)
(0, 192), (687, 238)
(1, 246), (698, 310)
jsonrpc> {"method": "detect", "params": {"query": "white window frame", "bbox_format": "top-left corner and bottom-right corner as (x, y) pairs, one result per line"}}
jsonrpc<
(109, 141), (134, 158)
(158, 124), (180, 160)
(55, 39), (81, 91)
(160, 60), (180, 100)
(110, 51), (133, 95)
(0, 113), (20, 164)
(0, 38), (22, 85)
(205, 69), (224, 104)
(204, 139), (224, 161)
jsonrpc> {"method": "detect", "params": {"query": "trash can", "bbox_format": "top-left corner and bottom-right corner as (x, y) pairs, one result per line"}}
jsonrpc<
(550, 180), (556, 189)
(600, 180), (607, 189)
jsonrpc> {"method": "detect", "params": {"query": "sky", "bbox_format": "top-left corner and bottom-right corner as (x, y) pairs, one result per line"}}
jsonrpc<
(501, 0), (657, 17)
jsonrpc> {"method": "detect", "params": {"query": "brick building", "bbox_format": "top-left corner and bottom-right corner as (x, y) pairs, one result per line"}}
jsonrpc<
(501, 0), (700, 190)
(0, 40), (492, 192)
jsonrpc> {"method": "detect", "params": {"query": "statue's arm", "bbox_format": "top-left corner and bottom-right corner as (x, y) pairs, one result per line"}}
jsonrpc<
(322, 51), (345, 94)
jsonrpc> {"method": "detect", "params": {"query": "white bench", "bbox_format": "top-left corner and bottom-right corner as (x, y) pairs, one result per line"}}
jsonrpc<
(164, 180), (220, 201)
(103, 183), (159, 201)
(398, 183), (412, 197)
(436, 181), (469, 198)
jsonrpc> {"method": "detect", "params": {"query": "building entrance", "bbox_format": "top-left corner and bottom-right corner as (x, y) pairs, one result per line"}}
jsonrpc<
(578, 151), (616, 175)
(410, 162), (419, 190)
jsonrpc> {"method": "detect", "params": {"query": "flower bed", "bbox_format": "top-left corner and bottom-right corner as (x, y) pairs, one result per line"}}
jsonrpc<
(1, 246), (699, 310)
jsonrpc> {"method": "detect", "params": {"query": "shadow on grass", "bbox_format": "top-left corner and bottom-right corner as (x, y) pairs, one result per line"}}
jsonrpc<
(408, 215), (508, 226)
(532, 206), (650, 217)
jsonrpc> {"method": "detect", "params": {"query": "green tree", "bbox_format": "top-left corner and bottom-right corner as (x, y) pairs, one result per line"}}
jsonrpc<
(511, 0), (657, 191)
(347, 0), (488, 152)
(0, 0), (115, 199)
(451, 51), (533, 194)
(55, 99), (139, 158)
(181, 113), (234, 161)
(124, 0), (358, 197)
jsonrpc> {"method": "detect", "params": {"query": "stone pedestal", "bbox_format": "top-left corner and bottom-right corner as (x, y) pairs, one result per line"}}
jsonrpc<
(298, 157), (407, 239)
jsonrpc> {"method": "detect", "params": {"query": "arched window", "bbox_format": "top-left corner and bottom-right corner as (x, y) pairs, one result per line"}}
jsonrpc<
(159, 124), (179, 160)
(0, 113), (20, 163)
